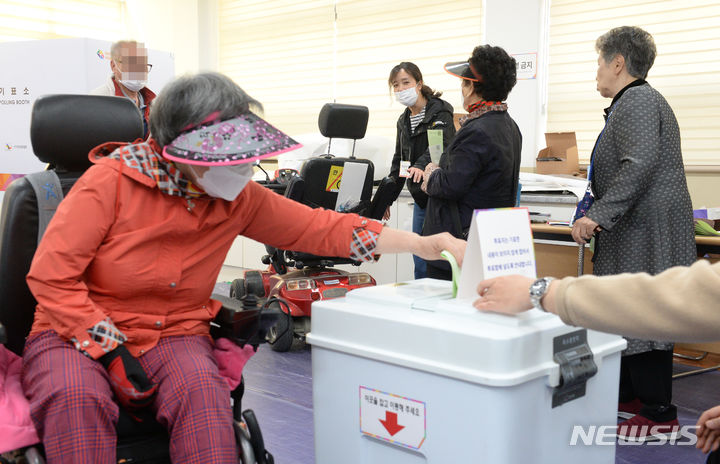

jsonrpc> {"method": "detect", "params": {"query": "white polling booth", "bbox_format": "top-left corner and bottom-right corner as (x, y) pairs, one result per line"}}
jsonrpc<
(0, 38), (174, 203)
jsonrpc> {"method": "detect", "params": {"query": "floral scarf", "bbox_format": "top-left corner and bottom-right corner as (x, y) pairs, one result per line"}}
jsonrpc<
(459, 100), (508, 127)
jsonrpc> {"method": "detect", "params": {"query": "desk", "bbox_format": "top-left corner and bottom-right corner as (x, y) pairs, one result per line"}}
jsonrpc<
(531, 224), (593, 277)
(531, 224), (720, 353)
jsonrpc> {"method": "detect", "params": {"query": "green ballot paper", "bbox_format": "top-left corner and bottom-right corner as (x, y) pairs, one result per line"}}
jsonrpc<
(427, 129), (443, 164)
(441, 250), (460, 298)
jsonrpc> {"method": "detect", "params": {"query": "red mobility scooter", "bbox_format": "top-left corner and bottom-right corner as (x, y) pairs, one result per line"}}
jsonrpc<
(230, 103), (396, 352)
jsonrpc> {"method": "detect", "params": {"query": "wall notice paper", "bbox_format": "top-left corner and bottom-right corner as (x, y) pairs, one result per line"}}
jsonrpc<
(427, 129), (443, 164)
(335, 161), (368, 211)
(511, 52), (538, 80)
(456, 207), (537, 300)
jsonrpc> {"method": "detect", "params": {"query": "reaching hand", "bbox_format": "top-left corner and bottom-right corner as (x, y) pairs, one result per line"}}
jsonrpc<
(383, 206), (391, 221)
(415, 232), (466, 267)
(99, 345), (158, 410)
(473, 275), (535, 314)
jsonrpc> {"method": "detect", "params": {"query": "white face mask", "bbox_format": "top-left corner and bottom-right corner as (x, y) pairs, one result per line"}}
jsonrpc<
(190, 163), (254, 201)
(119, 78), (147, 92)
(395, 87), (418, 107)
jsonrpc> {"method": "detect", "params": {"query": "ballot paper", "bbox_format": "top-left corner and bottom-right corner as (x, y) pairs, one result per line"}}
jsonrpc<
(518, 172), (588, 200)
(427, 129), (444, 164)
(335, 161), (368, 211)
(456, 207), (537, 300)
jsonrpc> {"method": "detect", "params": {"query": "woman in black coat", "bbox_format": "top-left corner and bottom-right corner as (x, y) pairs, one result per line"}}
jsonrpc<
(421, 45), (522, 281)
(386, 62), (455, 279)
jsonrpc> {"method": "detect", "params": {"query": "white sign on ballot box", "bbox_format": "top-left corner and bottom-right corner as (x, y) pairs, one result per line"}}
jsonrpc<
(359, 386), (426, 450)
(456, 207), (537, 299)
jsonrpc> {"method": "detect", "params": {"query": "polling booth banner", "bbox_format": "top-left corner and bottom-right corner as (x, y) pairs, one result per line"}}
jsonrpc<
(0, 38), (174, 203)
(456, 207), (537, 300)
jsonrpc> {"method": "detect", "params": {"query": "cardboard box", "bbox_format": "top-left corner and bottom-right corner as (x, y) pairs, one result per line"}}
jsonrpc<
(536, 132), (579, 175)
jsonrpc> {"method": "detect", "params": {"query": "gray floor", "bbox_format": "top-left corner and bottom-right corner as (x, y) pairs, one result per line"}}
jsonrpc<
(238, 346), (719, 464)
(216, 283), (719, 464)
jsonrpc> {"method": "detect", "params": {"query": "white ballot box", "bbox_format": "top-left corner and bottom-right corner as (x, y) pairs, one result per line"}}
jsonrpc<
(307, 279), (626, 464)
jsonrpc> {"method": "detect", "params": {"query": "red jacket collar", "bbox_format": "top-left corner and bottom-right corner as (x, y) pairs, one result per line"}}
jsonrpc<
(110, 76), (156, 103)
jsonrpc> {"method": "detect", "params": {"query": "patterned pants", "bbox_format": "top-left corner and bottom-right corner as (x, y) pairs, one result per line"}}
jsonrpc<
(22, 331), (237, 463)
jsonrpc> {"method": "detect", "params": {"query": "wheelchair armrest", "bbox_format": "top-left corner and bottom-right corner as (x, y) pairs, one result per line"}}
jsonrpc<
(210, 293), (283, 347)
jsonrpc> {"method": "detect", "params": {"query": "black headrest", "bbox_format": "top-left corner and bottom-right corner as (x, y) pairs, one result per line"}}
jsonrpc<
(318, 103), (368, 140)
(30, 94), (144, 171)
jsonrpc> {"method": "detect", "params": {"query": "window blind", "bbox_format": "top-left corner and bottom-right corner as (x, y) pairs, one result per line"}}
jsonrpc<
(547, 0), (720, 166)
(218, 0), (483, 141)
(0, 0), (126, 43)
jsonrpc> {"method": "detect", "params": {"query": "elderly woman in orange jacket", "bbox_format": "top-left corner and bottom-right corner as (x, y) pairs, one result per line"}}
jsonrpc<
(23, 72), (465, 463)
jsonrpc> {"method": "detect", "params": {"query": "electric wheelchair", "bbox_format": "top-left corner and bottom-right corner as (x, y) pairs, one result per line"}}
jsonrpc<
(0, 95), (275, 463)
(232, 103), (396, 351)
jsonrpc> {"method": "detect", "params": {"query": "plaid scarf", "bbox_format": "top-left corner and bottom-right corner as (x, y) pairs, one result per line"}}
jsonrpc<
(105, 141), (205, 199)
(459, 100), (507, 127)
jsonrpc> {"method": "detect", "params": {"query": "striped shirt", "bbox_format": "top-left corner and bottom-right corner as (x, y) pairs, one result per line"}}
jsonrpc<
(409, 107), (426, 134)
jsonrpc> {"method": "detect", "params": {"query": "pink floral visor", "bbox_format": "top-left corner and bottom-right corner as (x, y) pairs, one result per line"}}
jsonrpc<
(162, 112), (302, 166)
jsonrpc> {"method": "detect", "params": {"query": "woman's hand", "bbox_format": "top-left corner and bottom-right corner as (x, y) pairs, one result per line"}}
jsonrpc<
(383, 206), (391, 221)
(414, 232), (466, 267)
(472, 275), (535, 314)
(376, 230), (465, 267)
(421, 162), (439, 193)
(407, 167), (424, 183)
(697, 405), (720, 453)
(571, 216), (600, 244)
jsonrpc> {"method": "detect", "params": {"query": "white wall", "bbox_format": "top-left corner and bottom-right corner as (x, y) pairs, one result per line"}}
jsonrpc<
(124, 0), (217, 76)
(118, 0), (548, 165)
(484, 0), (548, 168)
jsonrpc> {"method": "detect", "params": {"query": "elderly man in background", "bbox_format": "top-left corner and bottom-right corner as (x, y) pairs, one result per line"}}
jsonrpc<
(92, 40), (156, 139)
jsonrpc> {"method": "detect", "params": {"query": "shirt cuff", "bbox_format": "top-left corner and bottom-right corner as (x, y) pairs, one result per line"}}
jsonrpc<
(349, 217), (383, 262)
(70, 316), (127, 359)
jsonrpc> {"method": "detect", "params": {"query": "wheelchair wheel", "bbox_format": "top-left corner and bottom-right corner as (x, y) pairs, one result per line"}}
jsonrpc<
(267, 311), (293, 352)
(234, 421), (256, 464)
(24, 448), (45, 464)
(245, 271), (265, 297)
(242, 410), (273, 464)
(230, 278), (246, 300)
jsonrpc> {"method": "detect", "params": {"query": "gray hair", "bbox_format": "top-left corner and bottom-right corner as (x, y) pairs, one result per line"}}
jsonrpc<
(110, 40), (142, 60)
(595, 26), (656, 79)
(149, 72), (263, 147)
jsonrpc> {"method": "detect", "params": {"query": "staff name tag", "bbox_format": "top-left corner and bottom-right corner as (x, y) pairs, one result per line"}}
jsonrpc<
(399, 160), (411, 178)
(456, 207), (537, 300)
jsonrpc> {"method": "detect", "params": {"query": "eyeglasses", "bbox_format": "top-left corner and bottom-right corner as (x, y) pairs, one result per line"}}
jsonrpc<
(115, 59), (153, 73)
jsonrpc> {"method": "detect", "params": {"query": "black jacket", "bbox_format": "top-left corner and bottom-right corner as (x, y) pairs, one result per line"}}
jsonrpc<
(423, 110), (521, 271)
(388, 97), (455, 209)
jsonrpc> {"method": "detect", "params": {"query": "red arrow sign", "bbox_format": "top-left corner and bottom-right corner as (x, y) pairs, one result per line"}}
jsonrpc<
(379, 411), (405, 436)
